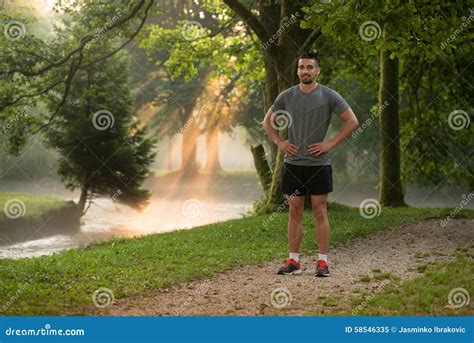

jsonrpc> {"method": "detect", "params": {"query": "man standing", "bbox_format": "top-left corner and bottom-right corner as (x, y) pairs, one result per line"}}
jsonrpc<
(262, 53), (359, 277)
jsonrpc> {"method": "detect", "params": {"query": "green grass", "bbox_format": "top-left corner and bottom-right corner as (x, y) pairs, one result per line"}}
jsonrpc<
(0, 204), (472, 315)
(356, 250), (474, 315)
(0, 192), (71, 221)
(359, 275), (372, 283)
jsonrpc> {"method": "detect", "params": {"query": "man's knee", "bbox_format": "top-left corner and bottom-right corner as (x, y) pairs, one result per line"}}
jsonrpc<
(289, 201), (304, 220)
(311, 201), (327, 219)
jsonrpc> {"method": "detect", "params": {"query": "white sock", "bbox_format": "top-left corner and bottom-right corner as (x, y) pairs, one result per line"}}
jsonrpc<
(318, 253), (328, 263)
(289, 252), (300, 261)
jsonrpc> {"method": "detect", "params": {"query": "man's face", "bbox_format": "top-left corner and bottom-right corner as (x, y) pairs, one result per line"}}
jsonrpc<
(297, 58), (320, 85)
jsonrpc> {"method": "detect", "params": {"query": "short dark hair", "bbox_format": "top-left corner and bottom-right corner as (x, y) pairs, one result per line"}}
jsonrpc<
(299, 52), (320, 67)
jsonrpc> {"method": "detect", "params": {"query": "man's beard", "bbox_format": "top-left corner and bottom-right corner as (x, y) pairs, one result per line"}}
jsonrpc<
(301, 75), (314, 85)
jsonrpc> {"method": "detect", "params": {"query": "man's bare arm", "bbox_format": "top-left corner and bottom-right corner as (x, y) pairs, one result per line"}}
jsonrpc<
(308, 108), (359, 156)
(262, 107), (298, 156)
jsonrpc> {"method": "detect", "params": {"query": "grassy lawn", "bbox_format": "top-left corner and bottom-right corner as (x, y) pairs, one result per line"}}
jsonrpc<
(355, 249), (474, 315)
(0, 203), (472, 315)
(0, 192), (72, 221)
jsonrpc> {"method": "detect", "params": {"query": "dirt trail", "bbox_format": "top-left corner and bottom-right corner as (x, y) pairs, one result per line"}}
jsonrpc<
(95, 218), (473, 316)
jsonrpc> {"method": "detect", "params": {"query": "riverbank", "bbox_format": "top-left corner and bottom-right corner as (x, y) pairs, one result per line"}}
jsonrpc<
(0, 193), (80, 246)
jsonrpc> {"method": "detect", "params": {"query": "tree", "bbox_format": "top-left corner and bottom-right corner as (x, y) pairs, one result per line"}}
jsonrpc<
(0, 0), (155, 154)
(398, 4), (473, 192)
(303, 0), (472, 205)
(139, 1), (262, 179)
(45, 48), (156, 215)
(379, 28), (404, 206)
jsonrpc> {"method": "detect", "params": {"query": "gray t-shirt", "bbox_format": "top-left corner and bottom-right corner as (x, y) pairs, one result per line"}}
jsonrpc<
(271, 83), (350, 166)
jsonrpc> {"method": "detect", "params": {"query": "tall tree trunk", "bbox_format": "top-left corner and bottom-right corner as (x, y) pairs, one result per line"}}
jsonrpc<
(251, 144), (272, 193)
(180, 122), (200, 177)
(379, 35), (406, 206)
(178, 71), (210, 178)
(204, 128), (222, 173)
(165, 137), (173, 170)
(78, 186), (88, 215)
(244, 1), (280, 195)
(260, 53), (279, 171)
(260, 0), (280, 170)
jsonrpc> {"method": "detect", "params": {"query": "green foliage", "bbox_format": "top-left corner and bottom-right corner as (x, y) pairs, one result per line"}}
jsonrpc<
(1, 2), (157, 208)
(0, 1), (155, 153)
(302, 0), (472, 189)
(139, 3), (265, 140)
(45, 47), (156, 211)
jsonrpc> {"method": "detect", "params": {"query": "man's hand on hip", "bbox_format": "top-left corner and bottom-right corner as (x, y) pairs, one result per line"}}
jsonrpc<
(278, 140), (298, 156)
(308, 141), (334, 156)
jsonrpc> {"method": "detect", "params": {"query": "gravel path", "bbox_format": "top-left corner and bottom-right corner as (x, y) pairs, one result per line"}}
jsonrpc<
(94, 218), (473, 316)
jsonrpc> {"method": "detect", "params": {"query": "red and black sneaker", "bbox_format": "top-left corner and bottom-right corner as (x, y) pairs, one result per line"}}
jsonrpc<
(315, 259), (330, 277)
(277, 258), (302, 275)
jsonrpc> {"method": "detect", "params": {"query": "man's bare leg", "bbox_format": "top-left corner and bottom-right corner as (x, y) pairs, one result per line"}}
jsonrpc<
(277, 194), (305, 275)
(311, 194), (331, 277)
(288, 195), (305, 253)
(310, 194), (329, 253)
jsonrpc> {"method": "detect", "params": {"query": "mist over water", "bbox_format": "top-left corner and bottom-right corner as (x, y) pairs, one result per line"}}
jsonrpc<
(1, 171), (470, 260)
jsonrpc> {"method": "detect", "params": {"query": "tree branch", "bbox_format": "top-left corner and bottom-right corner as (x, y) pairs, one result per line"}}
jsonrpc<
(1, 78), (64, 108)
(83, 0), (154, 68)
(31, 49), (84, 134)
(299, 27), (322, 55)
(2, 0), (155, 131)
(223, 0), (269, 43)
(6, 0), (150, 78)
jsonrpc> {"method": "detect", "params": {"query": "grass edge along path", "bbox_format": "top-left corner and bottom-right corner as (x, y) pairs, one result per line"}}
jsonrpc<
(0, 203), (473, 315)
(353, 250), (474, 316)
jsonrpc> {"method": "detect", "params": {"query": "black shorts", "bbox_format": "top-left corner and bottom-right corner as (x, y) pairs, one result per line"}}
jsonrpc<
(281, 162), (333, 196)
